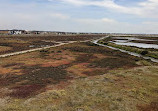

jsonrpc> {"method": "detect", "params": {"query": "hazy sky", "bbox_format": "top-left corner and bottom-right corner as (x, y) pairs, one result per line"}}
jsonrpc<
(1, 0), (158, 33)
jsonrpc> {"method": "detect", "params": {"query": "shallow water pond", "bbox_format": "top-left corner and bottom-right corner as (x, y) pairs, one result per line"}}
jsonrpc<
(112, 37), (158, 49)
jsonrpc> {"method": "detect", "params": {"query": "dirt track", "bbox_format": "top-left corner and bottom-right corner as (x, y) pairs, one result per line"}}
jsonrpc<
(0, 41), (76, 58)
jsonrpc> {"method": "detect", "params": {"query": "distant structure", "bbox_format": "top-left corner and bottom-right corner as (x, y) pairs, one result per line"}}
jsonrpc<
(10, 29), (27, 35)
(0, 29), (108, 35)
(1, 29), (158, 36)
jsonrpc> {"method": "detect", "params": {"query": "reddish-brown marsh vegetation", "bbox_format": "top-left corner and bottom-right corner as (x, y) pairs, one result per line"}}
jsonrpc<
(0, 39), (157, 111)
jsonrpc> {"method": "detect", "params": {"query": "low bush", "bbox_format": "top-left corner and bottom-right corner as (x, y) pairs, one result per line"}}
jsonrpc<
(141, 50), (148, 55)
(40, 49), (49, 53)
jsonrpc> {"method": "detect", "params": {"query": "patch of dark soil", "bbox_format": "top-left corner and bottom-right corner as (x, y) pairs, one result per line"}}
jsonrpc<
(63, 45), (141, 62)
(8, 84), (45, 98)
(0, 65), (70, 87)
(0, 64), (73, 98)
(63, 46), (113, 54)
(14, 66), (68, 85)
(138, 100), (158, 111)
(89, 57), (137, 69)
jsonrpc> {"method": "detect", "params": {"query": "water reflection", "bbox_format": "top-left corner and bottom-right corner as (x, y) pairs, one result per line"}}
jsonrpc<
(112, 37), (158, 49)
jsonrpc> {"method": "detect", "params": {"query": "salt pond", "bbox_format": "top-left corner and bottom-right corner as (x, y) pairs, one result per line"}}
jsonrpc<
(112, 37), (158, 49)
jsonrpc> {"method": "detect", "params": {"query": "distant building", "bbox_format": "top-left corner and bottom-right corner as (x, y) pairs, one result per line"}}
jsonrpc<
(9, 30), (26, 35)
(56, 32), (66, 35)
(0, 30), (27, 35)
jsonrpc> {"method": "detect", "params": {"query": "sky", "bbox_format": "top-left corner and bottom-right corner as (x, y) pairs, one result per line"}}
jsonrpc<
(0, 0), (158, 33)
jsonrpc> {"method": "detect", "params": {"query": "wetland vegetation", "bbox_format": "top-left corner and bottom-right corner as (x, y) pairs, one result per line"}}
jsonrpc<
(98, 36), (158, 59)
(0, 35), (157, 111)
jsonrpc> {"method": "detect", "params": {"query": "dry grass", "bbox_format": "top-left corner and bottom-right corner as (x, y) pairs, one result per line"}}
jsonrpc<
(0, 46), (12, 53)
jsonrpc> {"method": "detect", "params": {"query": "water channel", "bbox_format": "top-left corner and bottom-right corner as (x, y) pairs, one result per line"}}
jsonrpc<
(92, 37), (158, 63)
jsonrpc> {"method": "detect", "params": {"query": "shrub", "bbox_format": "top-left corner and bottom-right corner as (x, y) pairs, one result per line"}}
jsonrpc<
(86, 42), (99, 46)
(57, 50), (62, 53)
(40, 49), (49, 53)
(141, 51), (148, 55)
(103, 42), (108, 45)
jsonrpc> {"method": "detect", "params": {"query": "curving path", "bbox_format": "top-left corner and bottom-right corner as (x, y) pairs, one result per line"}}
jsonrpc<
(0, 37), (104, 58)
(0, 41), (76, 58)
(92, 36), (158, 63)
